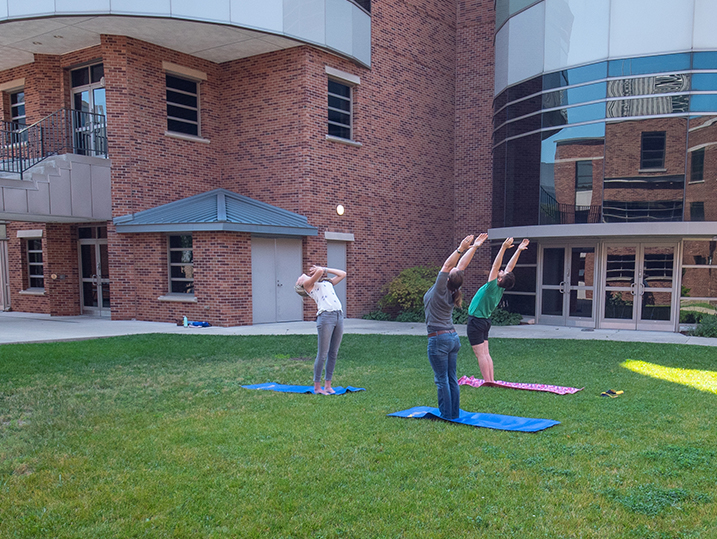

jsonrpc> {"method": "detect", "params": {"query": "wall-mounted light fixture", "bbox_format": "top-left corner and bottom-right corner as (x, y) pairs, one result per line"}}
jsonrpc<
(336, 204), (345, 216)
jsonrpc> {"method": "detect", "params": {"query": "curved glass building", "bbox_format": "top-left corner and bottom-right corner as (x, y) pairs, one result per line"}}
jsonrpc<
(493, 0), (717, 331)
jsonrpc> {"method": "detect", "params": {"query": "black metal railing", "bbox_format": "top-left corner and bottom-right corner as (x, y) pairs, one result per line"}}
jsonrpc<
(539, 187), (601, 224)
(0, 109), (107, 179)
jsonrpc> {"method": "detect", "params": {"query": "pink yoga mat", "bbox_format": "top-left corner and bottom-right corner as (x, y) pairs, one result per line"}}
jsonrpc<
(458, 375), (583, 395)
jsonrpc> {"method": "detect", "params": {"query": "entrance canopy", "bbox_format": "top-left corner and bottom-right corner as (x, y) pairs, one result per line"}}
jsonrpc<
(113, 188), (318, 236)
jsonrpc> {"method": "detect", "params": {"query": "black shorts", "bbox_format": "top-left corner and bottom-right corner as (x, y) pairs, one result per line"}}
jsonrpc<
(467, 316), (491, 346)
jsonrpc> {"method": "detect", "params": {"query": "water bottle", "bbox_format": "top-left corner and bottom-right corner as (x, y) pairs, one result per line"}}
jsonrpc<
(183, 316), (188, 327)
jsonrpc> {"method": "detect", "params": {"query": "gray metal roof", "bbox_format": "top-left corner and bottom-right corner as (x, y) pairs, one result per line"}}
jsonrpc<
(113, 189), (318, 236)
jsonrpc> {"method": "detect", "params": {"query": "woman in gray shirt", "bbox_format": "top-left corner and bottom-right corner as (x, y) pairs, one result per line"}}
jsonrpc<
(423, 233), (487, 418)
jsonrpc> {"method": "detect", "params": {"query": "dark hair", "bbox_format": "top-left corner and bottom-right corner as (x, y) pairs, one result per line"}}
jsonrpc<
(498, 271), (516, 290)
(447, 270), (464, 308)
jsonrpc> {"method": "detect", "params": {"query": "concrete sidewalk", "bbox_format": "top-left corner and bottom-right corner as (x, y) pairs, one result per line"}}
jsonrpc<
(0, 311), (715, 346)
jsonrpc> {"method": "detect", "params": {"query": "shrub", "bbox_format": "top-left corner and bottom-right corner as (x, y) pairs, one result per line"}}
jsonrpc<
(680, 310), (704, 324)
(490, 308), (522, 326)
(362, 310), (392, 321)
(379, 266), (439, 313)
(395, 310), (424, 323)
(689, 314), (717, 338)
(452, 306), (469, 325)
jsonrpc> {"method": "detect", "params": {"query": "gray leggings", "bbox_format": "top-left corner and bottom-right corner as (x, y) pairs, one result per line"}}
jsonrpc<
(314, 310), (344, 382)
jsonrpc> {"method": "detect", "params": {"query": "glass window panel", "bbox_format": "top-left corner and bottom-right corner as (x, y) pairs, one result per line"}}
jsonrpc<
(605, 247), (635, 285)
(641, 291), (672, 321)
(170, 250), (193, 264)
(328, 110), (350, 125)
(689, 201), (705, 221)
(329, 95), (351, 112)
(91, 63), (104, 83)
(608, 54), (691, 78)
(328, 80), (351, 98)
(542, 248), (564, 285)
(570, 247), (595, 287)
(689, 148), (705, 182)
(604, 291), (633, 319)
(166, 75), (197, 94)
(541, 289), (563, 316)
(693, 52), (717, 70)
(171, 281), (194, 294)
(167, 119), (198, 136)
(543, 62), (607, 91)
(681, 268), (717, 300)
(29, 265), (43, 277)
(328, 124), (351, 139)
(682, 240), (717, 266)
(501, 293), (535, 316)
(690, 95), (717, 112)
(101, 283), (110, 308)
(169, 235), (192, 249)
(27, 239), (42, 250)
(691, 74), (717, 91)
(507, 4), (545, 89)
(28, 252), (43, 263)
(569, 289), (593, 318)
(509, 266), (536, 293)
(167, 105), (198, 122)
(98, 227), (107, 239)
(166, 90), (198, 108)
(10, 91), (23, 105)
(171, 265), (194, 279)
(83, 282), (97, 307)
(680, 299), (717, 323)
(544, 0), (609, 74)
(71, 67), (89, 88)
(78, 227), (94, 239)
(81, 245), (95, 276)
(641, 132), (666, 169)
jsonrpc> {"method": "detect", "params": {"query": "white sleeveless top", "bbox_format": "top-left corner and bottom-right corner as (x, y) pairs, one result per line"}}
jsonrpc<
(308, 281), (343, 315)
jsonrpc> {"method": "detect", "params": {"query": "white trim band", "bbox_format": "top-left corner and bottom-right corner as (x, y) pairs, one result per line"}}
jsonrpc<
(325, 66), (360, 86)
(325, 232), (355, 241)
(17, 229), (43, 238)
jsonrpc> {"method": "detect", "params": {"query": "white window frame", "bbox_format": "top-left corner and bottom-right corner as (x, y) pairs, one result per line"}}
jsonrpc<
(163, 63), (207, 140)
(168, 234), (194, 295)
(10, 89), (25, 126)
(326, 66), (361, 145)
(26, 238), (44, 290)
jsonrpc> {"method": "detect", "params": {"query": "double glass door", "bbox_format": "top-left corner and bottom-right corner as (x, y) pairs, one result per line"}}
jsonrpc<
(79, 227), (110, 316)
(600, 243), (678, 330)
(539, 245), (597, 326)
(71, 63), (107, 156)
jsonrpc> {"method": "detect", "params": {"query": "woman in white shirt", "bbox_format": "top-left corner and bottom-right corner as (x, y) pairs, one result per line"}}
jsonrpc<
(295, 265), (347, 395)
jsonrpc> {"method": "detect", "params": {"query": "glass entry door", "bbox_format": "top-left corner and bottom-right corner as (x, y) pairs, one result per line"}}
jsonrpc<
(79, 226), (110, 316)
(601, 243), (678, 330)
(538, 244), (597, 326)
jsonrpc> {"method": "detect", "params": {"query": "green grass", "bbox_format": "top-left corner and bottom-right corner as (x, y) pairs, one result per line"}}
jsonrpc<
(1, 334), (716, 538)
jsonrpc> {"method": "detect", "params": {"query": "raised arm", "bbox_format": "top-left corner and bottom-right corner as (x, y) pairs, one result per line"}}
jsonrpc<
(456, 233), (488, 271)
(488, 237), (514, 282)
(323, 267), (347, 286)
(505, 239), (530, 273)
(301, 265), (324, 293)
(440, 235), (474, 273)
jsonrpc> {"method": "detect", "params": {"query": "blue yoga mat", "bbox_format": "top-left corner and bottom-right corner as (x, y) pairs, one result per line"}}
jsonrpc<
(242, 383), (365, 395)
(388, 406), (559, 432)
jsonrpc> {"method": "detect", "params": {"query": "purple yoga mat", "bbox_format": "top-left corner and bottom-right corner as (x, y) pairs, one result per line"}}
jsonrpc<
(458, 376), (583, 395)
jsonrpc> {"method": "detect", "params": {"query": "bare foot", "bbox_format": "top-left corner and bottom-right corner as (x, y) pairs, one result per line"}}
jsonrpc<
(325, 387), (336, 394)
(314, 387), (329, 395)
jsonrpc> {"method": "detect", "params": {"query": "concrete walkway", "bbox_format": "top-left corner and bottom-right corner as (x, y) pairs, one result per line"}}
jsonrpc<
(0, 311), (715, 347)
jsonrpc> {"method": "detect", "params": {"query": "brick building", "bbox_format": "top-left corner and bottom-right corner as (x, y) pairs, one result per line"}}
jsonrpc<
(1, 0), (716, 332)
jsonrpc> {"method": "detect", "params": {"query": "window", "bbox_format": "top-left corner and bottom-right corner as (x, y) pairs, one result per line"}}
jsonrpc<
(640, 131), (666, 169)
(166, 74), (199, 136)
(575, 160), (593, 191)
(690, 148), (705, 182)
(27, 239), (44, 289)
(168, 235), (194, 294)
(328, 79), (352, 140)
(690, 201), (705, 221)
(10, 90), (25, 126)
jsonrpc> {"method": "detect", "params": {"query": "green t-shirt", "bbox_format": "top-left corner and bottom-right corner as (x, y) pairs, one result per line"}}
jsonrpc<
(468, 279), (504, 319)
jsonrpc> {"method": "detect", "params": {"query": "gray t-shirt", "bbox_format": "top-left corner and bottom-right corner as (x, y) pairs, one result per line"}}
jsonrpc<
(423, 272), (455, 334)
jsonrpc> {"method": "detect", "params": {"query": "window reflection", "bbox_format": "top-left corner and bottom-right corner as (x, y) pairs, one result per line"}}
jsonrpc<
(686, 116), (717, 221)
(608, 54), (690, 77)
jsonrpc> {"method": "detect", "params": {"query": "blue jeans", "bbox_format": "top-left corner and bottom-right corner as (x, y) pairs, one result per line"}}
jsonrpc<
(427, 332), (461, 419)
(314, 310), (344, 382)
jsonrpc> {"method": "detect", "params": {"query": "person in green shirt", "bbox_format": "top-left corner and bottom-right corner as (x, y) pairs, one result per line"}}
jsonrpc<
(466, 237), (530, 383)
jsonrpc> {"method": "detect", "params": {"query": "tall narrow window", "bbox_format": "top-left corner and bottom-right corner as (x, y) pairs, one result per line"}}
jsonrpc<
(27, 239), (44, 289)
(690, 201), (705, 221)
(640, 131), (666, 169)
(10, 90), (25, 126)
(166, 75), (199, 136)
(575, 160), (593, 191)
(328, 79), (352, 140)
(168, 235), (194, 294)
(690, 148), (705, 182)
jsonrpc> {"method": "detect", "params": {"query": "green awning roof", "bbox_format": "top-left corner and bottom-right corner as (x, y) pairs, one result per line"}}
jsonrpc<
(113, 188), (318, 236)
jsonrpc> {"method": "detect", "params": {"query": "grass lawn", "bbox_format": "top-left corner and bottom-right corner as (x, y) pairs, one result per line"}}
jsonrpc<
(1, 334), (716, 538)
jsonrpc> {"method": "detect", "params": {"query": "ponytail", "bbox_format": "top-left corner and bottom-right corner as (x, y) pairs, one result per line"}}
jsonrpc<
(447, 270), (464, 308)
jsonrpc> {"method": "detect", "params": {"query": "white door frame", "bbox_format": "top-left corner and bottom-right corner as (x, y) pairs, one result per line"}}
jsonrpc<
(537, 242), (599, 328)
(598, 241), (680, 331)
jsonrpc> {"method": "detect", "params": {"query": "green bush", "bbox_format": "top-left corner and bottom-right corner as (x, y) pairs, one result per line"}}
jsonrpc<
(395, 310), (424, 322)
(379, 266), (439, 313)
(362, 310), (392, 321)
(680, 310), (704, 324)
(452, 306), (469, 325)
(689, 314), (717, 338)
(490, 307), (522, 326)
